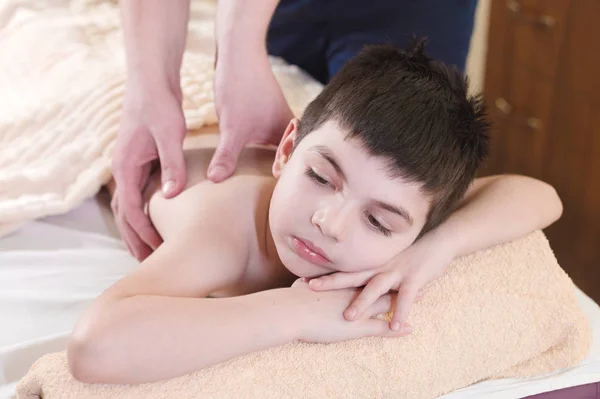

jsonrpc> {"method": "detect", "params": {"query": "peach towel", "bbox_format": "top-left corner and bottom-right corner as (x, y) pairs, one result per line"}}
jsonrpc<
(16, 231), (592, 399)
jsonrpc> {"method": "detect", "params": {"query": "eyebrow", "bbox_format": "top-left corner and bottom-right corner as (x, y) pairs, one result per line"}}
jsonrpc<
(374, 200), (414, 226)
(312, 145), (414, 226)
(313, 145), (347, 182)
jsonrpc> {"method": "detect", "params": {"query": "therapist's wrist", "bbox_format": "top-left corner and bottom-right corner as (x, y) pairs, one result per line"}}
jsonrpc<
(125, 67), (183, 105)
(216, 32), (268, 65)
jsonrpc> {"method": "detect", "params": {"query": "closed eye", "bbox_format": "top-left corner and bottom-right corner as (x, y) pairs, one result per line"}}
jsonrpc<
(365, 212), (392, 237)
(305, 168), (332, 187)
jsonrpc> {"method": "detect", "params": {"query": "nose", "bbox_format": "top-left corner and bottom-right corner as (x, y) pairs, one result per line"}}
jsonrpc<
(311, 199), (353, 242)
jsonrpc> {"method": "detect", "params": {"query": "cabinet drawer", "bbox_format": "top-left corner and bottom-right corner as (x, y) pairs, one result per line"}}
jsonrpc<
(484, 67), (553, 178)
(553, 0), (600, 98)
(487, 0), (570, 83)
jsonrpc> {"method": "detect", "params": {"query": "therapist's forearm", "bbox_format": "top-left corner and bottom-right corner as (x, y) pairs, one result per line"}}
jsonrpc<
(429, 175), (563, 259)
(120, 0), (190, 91)
(69, 288), (301, 384)
(215, 0), (280, 61)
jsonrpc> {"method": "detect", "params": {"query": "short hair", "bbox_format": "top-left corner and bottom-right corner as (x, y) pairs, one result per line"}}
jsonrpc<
(295, 39), (490, 235)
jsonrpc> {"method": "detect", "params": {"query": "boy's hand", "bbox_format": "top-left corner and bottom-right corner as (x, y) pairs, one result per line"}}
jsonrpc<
(307, 233), (455, 332)
(290, 279), (412, 343)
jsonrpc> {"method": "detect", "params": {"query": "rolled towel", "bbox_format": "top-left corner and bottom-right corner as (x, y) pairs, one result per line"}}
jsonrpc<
(16, 231), (592, 399)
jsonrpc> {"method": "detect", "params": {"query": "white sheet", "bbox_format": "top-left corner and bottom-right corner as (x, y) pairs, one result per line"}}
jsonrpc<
(0, 196), (599, 399)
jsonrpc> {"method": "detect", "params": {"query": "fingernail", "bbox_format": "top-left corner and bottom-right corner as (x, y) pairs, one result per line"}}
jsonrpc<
(208, 166), (225, 180)
(310, 279), (322, 288)
(162, 180), (175, 196)
(391, 321), (401, 331)
(346, 307), (357, 319)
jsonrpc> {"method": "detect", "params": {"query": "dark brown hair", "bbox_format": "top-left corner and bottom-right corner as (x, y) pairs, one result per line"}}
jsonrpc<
(295, 39), (490, 236)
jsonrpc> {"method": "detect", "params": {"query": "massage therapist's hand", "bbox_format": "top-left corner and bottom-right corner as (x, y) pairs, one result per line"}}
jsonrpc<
(208, 49), (294, 182)
(290, 279), (412, 343)
(307, 231), (455, 332)
(112, 82), (187, 261)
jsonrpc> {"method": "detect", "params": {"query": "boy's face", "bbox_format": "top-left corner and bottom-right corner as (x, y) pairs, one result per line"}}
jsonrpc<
(269, 119), (432, 278)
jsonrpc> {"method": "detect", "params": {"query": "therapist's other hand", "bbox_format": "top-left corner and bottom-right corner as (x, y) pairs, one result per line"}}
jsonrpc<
(209, 50), (293, 182)
(111, 82), (187, 261)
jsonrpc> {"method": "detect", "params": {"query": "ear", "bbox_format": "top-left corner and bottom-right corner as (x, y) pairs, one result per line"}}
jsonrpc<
(273, 118), (299, 179)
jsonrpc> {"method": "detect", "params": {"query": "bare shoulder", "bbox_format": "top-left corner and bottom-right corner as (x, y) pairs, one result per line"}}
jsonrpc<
(144, 147), (276, 242)
(102, 146), (277, 301)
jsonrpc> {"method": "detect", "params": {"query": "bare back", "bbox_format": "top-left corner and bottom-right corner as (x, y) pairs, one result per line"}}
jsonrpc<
(135, 132), (292, 297)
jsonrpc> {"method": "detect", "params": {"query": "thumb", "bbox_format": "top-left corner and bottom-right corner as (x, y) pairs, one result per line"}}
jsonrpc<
(208, 132), (244, 183)
(156, 136), (187, 199)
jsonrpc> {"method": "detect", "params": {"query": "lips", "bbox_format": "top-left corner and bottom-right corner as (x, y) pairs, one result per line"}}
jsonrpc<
(290, 236), (331, 266)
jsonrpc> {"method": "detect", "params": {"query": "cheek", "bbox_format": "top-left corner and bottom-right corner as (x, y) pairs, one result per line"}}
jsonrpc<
(270, 174), (310, 227)
(276, 168), (321, 205)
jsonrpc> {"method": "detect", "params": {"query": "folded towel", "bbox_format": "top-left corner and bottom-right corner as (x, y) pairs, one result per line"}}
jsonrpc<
(16, 231), (592, 399)
(0, 0), (322, 236)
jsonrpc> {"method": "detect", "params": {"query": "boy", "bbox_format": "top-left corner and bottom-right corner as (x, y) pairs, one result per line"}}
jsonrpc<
(67, 41), (563, 384)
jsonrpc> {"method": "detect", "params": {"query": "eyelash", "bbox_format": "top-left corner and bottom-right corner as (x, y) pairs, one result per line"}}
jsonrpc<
(304, 167), (392, 237)
(305, 167), (332, 187)
(365, 212), (392, 237)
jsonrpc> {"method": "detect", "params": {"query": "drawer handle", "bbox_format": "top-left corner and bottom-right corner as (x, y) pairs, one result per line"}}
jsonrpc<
(506, 0), (556, 28)
(495, 97), (542, 130)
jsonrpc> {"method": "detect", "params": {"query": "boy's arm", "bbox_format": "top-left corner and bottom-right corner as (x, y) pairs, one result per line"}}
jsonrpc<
(70, 183), (404, 384)
(67, 228), (301, 384)
(430, 174), (563, 258)
(68, 231), (403, 384)
(309, 174), (564, 329)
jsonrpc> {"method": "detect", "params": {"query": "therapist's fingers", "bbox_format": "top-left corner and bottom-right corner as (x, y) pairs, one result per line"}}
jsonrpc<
(111, 183), (160, 261)
(113, 194), (149, 260)
(124, 219), (153, 261)
(119, 164), (162, 258)
(207, 131), (245, 183)
(155, 121), (187, 199)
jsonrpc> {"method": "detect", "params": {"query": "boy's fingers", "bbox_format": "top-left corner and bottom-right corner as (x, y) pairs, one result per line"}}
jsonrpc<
(362, 319), (412, 338)
(308, 270), (372, 291)
(344, 273), (394, 321)
(291, 277), (309, 288)
(415, 289), (425, 302)
(390, 284), (420, 331)
(365, 294), (393, 318)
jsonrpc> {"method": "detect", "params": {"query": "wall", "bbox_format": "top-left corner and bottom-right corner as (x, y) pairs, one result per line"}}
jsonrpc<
(465, 0), (491, 96)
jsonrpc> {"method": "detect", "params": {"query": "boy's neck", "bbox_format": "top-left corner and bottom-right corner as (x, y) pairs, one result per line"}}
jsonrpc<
(263, 195), (297, 287)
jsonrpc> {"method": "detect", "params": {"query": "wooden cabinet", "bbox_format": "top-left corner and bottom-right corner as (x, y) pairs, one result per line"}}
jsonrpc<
(480, 0), (600, 301)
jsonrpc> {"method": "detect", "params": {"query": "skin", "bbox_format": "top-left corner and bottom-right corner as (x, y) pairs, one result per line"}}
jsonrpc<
(68, 120), (563, 385)
(113, 0), (290, 261)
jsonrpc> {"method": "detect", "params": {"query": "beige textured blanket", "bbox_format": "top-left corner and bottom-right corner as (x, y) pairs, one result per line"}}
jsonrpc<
(16, 231), (592, 399)
(0, 0), (322, 236)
